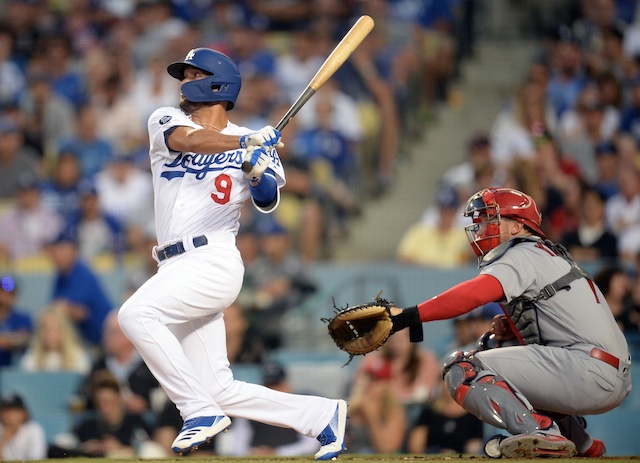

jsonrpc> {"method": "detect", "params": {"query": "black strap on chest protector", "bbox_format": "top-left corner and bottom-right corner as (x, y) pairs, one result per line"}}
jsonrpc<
(531, 240), (591, 302)
(504, 240), (591, 345)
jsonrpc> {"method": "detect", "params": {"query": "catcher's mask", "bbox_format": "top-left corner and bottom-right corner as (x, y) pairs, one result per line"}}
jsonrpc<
(168, 48), (241, 109)
(463, 188), (545, 262)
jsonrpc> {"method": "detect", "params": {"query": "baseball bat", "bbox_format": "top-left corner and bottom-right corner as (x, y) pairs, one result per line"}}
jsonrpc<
(242, 14), (375, 173)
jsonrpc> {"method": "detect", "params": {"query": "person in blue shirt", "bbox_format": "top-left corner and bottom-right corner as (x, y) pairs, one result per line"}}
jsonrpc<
(47, 230), (114, 347)
(0, 275), (33, 367)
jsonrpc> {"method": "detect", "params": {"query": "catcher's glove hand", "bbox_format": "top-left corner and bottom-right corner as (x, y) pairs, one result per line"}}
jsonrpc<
(322, 294), (394, 365)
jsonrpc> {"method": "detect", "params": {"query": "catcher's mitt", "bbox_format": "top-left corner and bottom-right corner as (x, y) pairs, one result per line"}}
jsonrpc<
(322, 294), (394, 365)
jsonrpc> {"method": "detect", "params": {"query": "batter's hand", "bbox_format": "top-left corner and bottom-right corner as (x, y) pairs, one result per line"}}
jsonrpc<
(240, 125), (284, 150)
(243, 145), (270, 184)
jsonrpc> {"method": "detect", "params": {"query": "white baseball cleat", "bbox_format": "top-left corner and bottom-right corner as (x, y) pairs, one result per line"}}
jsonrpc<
(315, 399), (348, 460)
(499, 433), (577, 458)
(171, 415), (231, 454)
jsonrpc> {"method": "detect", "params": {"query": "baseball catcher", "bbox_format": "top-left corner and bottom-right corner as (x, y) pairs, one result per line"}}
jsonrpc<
(326, 187), (632, 459)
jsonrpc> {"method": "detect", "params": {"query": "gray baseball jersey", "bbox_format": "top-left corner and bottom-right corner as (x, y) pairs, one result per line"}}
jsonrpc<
(476, 239), (631, 415)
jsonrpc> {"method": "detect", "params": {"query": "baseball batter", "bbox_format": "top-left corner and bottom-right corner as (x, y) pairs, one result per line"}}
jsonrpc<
(391, 188), (632, 458)
(116, 48), (347, 460)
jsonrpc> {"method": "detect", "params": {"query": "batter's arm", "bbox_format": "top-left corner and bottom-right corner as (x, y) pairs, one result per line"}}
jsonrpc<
(166, 126), (244, 154)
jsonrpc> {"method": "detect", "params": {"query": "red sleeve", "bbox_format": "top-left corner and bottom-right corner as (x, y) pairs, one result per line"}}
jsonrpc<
(416, 274), (505, 322)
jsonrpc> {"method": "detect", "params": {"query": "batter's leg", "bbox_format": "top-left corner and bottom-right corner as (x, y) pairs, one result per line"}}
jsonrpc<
(173, 310), (346, 458)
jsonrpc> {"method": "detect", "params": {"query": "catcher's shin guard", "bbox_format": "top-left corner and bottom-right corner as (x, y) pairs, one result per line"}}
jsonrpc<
(443, 357), (558, 435)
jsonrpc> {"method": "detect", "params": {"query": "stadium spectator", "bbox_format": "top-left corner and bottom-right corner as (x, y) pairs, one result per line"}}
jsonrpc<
(60, 179), (126, 262)
(75, 309), (159, 415)
(17, 67), (75, 158)
(349, 327), (442, 408)
(561, 185), (619, 264)
(19, 303), (91, 374)
(94, 152), (154, 250)
(40, 152), (84, 222)
(593, 265), (638, 333)
(441, 131), (495, 202)
(0, 275), (33, 368)
(0, 172), (62, 265)
(56, 104), (114, 179)
(605, 165), (640, 263)
(396, 183), (473, 268)
(592, 141), (621, 200)
(38, 33), (87, 109)
(406, 378), (483, 455)
(46, 229), (114, 347)
(0, 117), (42, 199)
(0, 23), (26, 107)
(48, 370), (156, 459)
(0, 393), (47, 461)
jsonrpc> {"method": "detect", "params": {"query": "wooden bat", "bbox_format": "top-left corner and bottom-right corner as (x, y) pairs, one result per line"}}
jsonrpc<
(242, 14), (375, 173)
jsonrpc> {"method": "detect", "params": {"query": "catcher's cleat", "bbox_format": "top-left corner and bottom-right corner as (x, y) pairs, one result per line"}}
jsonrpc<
(499, 433), (577, 458)
(171, 415), (231, 454)
(578, 439), (606, 457)
(315, 400), (348, 460)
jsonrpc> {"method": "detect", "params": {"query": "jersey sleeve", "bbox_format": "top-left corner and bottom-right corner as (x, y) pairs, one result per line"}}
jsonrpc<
(481, 246), (537, 303)
(148, 107), (198, 160)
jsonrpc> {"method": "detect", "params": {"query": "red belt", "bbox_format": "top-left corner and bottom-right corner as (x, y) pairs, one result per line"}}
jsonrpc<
(590, 348), (619, 369)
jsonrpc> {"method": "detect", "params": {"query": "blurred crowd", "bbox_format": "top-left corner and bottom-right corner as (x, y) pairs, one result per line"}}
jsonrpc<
(0, 0), (472, 270)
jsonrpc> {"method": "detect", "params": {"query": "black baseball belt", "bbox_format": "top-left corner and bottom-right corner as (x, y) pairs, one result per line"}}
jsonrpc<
(157, 235), (208, 262)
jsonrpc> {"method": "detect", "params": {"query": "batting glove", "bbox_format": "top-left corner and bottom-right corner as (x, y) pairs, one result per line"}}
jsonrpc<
(239, 126), (284, 150)
(242, 146), (270, 184)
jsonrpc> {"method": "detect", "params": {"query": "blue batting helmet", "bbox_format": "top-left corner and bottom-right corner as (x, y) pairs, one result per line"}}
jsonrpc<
(167, 48), (242, 109)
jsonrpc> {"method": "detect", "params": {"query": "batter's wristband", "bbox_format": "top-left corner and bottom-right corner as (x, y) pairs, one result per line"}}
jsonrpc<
(239, 134), (248, 149)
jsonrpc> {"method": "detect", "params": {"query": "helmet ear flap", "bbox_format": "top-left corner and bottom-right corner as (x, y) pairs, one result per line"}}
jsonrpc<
(480, 189), (499, 219)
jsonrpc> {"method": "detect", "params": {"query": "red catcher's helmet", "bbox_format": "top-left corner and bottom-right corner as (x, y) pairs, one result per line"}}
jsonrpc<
(463, 188), (546, 259)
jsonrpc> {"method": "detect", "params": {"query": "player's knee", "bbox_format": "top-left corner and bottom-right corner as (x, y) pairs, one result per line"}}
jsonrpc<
(442, 350), (479, 402)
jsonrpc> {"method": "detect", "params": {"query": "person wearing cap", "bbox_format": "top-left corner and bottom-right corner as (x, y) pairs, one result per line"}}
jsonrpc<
(48, 370), (155, 458)
(0, 172), (63, 265)
(18, 67), (75, 158)
(244, 216), (317, 349)
(441, 131), (494, 201)
(59, 178), (126, 262)
(55, 104), (114, 179)
(94, 151), (154, 242)
(0, 275), (33, 367)
(0, 393), (47, 460)
(46, 228), (114, 346)
(592, 141), (620, 200)
(396, 183), (475, 268)
(0, 117), (41, 200)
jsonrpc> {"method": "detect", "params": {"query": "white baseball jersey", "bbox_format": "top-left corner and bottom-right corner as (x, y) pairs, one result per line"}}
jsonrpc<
(148, 107), (285, 248)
